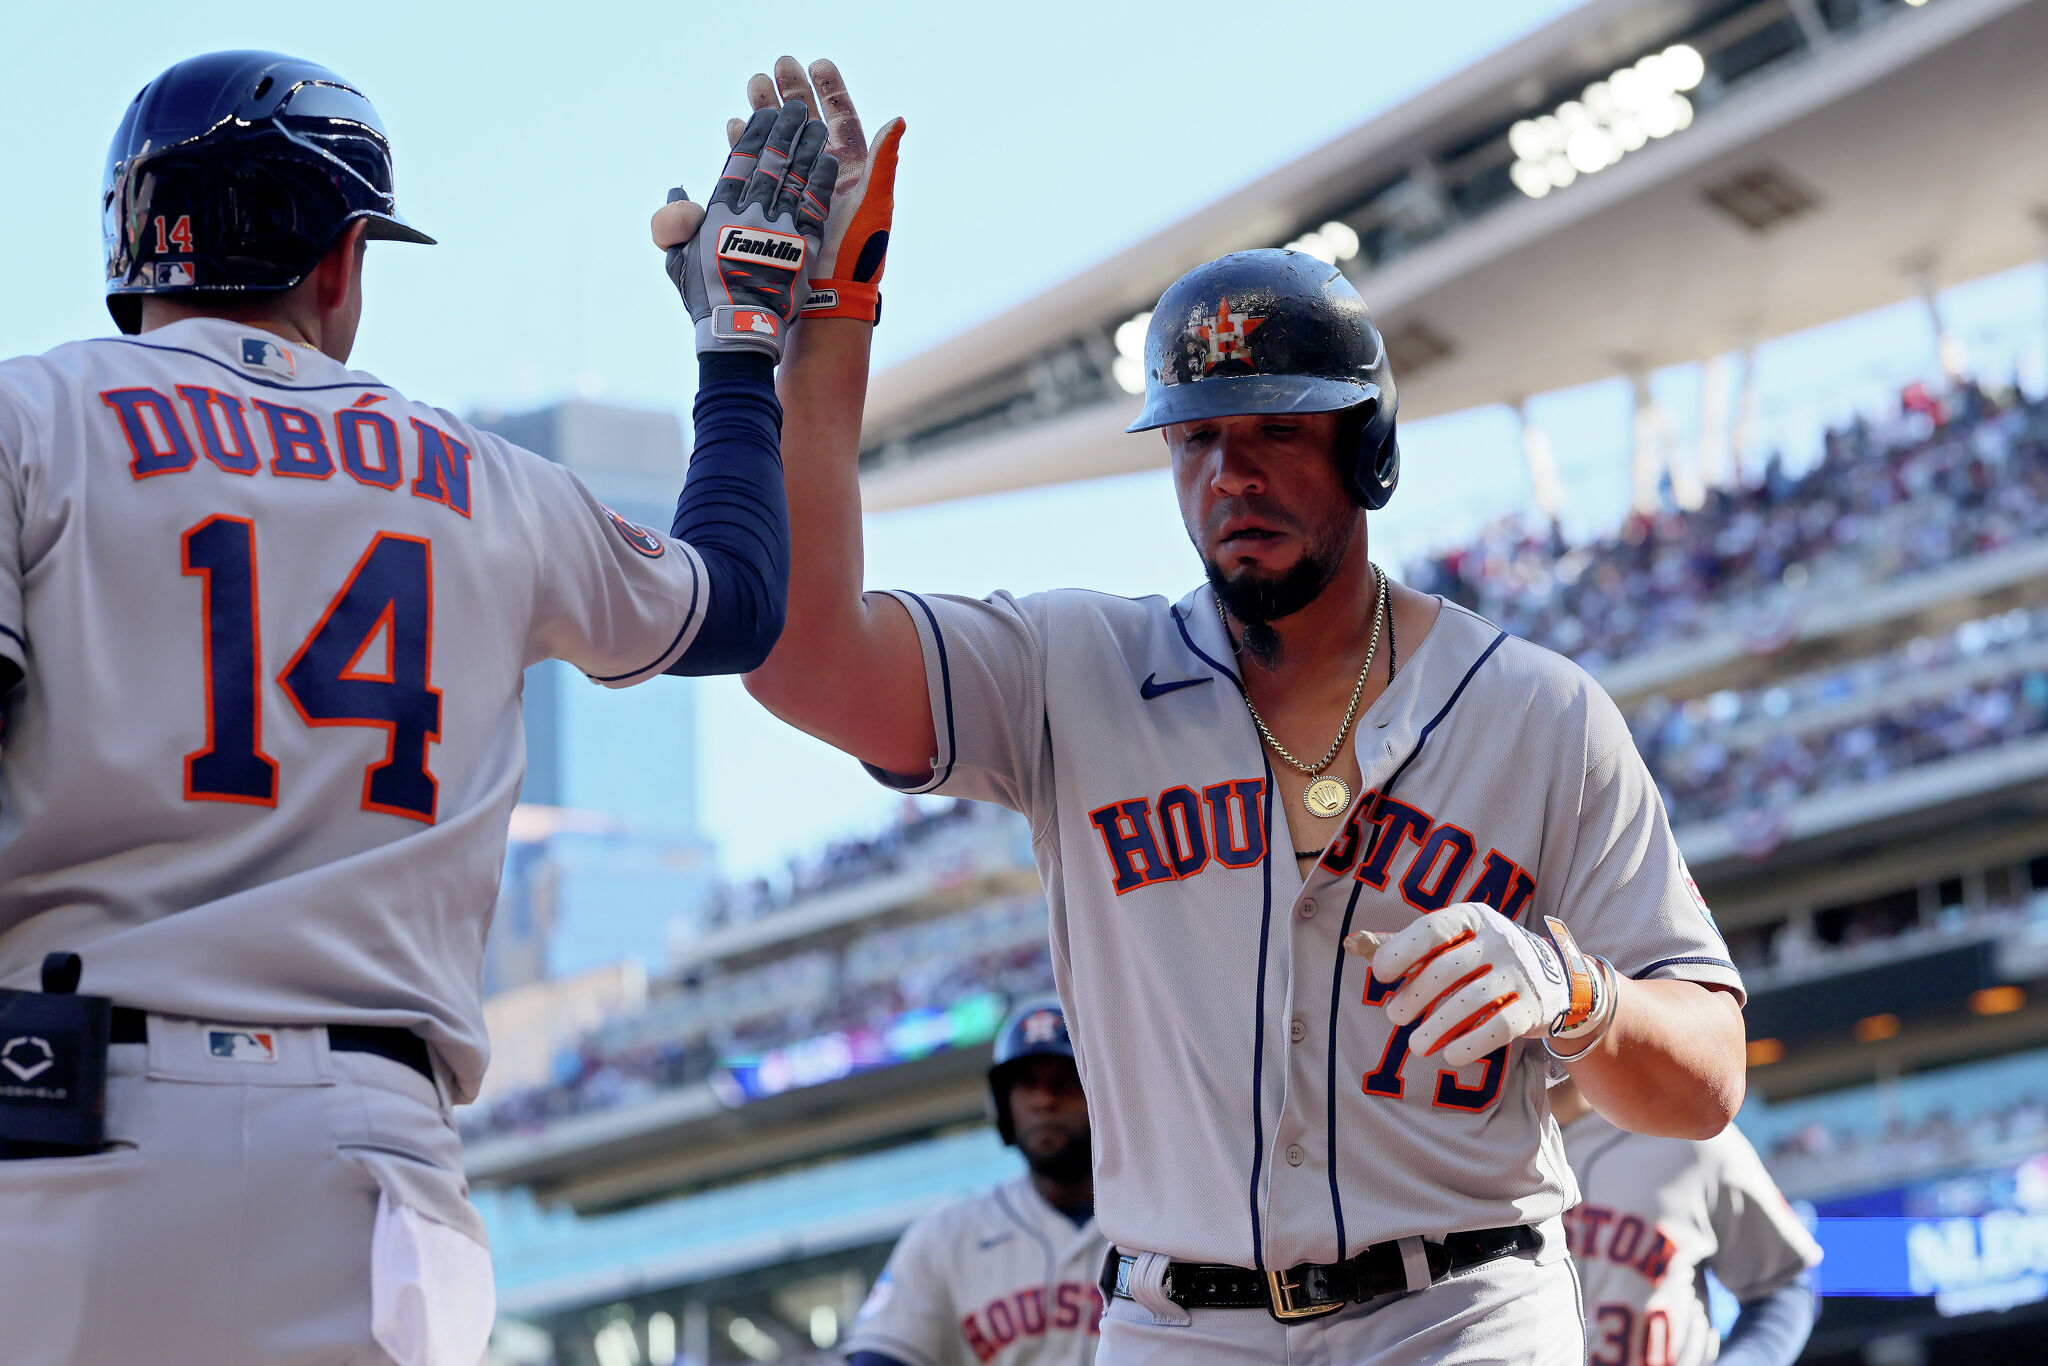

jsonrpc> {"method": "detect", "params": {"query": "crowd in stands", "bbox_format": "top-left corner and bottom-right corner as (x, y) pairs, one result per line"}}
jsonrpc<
(1648, 658), (2048, 827)
(699, 798), (983, 931)
(1410, 378), (2048, 673)
(461, 894), (1052, 1142)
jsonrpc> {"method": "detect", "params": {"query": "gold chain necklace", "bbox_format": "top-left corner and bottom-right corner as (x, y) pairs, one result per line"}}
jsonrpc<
(1218, 564), (1386, 818)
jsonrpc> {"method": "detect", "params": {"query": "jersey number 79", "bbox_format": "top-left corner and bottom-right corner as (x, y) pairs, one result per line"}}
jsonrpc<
(181, 515), (442, 823)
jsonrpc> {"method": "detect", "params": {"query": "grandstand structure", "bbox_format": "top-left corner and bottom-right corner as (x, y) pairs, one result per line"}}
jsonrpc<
(473, 2), (2048, 1363)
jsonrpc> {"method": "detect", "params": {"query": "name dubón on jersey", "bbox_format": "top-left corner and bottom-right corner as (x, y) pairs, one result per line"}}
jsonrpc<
(1089, 780), (1537, 917)
(101, 385), (473, 516)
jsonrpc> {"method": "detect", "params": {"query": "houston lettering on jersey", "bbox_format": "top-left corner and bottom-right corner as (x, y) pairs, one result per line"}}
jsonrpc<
(101, 385), (472, 517)
(1087, 779), (1537, 917)
(957, 1281), (1102, 1363)
(1564, 1202), (1679, 1284)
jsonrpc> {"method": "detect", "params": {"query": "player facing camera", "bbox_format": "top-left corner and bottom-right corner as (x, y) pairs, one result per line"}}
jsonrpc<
(999, 1054), (1091, 1185)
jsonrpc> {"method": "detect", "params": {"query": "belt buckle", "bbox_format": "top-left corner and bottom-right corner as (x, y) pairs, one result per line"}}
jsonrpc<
(1266, 1266), (1343, 1321)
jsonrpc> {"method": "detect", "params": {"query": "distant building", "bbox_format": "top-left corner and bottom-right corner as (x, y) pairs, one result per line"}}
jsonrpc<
(472, 401), (714, 991)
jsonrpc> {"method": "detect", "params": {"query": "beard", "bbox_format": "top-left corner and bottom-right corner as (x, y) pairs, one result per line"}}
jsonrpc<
(1202, 503), (1355, 668)
(1018, 1125), (1092, 1184)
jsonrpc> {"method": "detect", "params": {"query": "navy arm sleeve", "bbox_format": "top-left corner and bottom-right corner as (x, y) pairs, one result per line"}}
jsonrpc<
(845, 1354), (915, 1366)
(1715, 1273), (1818, 1366)
(666, 351), (789, 675)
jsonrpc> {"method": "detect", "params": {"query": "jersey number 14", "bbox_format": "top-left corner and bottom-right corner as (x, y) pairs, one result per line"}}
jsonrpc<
(182, 515), (442, 823)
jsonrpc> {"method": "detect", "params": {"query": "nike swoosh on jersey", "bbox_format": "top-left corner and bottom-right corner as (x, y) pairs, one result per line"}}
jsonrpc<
(1140, 673), (1211, 700)
(977, 1232), (1015, 1250)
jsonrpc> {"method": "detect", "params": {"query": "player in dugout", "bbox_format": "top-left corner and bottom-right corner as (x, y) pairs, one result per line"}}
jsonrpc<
(0, 50), (847, 1365)
(727, 54), (1748, 1366)
(844, 996), (1111, 1366)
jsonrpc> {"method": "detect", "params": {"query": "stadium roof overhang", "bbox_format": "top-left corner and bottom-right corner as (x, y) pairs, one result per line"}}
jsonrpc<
(860, 0), (2048, 510)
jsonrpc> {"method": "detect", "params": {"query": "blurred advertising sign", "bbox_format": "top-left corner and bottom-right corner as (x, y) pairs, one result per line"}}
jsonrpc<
(710, 991), (1007, 1105)
(1812, 1151), (2048, 1316)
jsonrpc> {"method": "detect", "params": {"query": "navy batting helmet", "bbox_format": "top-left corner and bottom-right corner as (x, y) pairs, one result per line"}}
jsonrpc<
(1126, 249), (1400, 510)
(987, 995), (1075, 1146)
(103, 50), (434, 335)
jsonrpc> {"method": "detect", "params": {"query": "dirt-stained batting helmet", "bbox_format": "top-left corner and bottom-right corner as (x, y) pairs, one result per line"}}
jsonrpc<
(1126, 248), (1400, 510)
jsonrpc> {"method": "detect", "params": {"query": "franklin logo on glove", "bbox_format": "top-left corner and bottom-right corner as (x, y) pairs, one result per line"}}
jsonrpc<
(718, 226), (806, 266)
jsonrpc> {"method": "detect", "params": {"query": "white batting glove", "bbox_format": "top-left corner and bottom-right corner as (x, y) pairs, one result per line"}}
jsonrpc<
(1354, 904), (1578, 1068)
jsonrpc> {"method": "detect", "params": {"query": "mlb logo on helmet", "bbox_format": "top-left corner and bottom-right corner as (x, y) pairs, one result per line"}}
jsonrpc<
(154, 261), (196, 287)
(239, 337), (296, 379)
(206, 1028), (278, 1063)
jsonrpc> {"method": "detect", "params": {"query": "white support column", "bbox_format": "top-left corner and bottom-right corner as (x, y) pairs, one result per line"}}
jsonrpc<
(1910, 257), (1966, 382)
(1514, 399), (1565, 521)
(1627, 366), (1669, 516)
(1731, 335), (1759, 486)
(1698, 352), (1733, 492)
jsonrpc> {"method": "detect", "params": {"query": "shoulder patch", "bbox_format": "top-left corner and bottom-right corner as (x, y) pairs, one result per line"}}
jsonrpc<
(603, 506), (665, 558)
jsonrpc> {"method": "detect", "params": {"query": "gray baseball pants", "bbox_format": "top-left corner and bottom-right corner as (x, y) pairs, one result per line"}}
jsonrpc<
(1100, 1239), (1586, 1365)
(0, 1015), (492, 1366)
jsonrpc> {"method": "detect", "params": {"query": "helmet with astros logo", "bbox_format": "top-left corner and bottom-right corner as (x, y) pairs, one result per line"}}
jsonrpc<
(986, 995), (1076, 1146)
(1125, 248), (1400, 510)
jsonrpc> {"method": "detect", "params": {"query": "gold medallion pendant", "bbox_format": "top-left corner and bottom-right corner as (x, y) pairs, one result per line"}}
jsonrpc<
(1303, 776), (1351, 818)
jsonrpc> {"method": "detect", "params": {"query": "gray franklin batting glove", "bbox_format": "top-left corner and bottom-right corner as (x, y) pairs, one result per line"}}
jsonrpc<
(664, 101), (836, 361)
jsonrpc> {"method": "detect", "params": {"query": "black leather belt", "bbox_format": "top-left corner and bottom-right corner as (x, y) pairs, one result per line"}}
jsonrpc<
(110, 1007), (434, 1083)
(1101, 1224), (1540, 1322)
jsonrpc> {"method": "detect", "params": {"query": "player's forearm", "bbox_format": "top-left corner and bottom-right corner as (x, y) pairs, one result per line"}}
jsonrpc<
(666, 352), (788, 675)
(1562, 978), (1745, 1139)
(743, 319), (935, 772)
(1716, 1274), (1817, 1366)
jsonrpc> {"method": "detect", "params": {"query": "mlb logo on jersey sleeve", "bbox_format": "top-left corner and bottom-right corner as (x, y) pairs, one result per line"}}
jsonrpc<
(239, 337), (297, 380)
(206, 1028), (278, 1063)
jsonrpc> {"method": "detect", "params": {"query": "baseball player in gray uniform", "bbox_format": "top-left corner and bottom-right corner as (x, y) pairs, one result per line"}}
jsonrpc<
(1555, 1078), (1822, 1366)
(0, 50), (845, 1365)
(743, 94), (1750, 1358)
(845, 997), (1111, 1366)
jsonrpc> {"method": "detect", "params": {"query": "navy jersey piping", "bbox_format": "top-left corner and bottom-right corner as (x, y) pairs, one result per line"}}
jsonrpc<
(1172, 601), (1270, 1264)
(582, 552), (703, 683)
(96, 337), (393, 394)
(993, 1183), (1061, 1289)
(902, 592), (959, 787)
(1170, 603), (1243, 692)
(1631, 954), (1739, 979)
(1323, 627), (1509, 1255)
(1246, 751), (1276, 1271)
(0, 623), (22, 652)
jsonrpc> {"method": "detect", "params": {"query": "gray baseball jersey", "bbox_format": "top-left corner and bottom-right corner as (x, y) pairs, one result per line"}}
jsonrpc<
(0, 319), (709, 1102)
(845, 1175), (1109, 1366)
(1562, 1111), (1821, 1366)
(870, 585), (1741, 1269)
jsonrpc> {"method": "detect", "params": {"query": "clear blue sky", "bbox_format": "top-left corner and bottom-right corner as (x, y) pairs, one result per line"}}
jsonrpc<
(5, 2), (2045, 882)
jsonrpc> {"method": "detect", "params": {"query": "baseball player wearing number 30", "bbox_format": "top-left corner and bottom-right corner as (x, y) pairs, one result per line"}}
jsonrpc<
(731, 61), (1747, 1366)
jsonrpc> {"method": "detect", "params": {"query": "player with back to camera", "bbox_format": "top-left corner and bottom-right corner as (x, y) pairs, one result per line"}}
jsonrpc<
(0, 48), (855, 1366)
(735, 55), (1749, 1365)
(1553, 1076), (1822, 1366)
(843, 996), (1111, 1366)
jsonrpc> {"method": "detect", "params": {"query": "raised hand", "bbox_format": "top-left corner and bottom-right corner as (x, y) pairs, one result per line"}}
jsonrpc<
(730, 57), (903, 324)
(656, 100), (836, 360)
